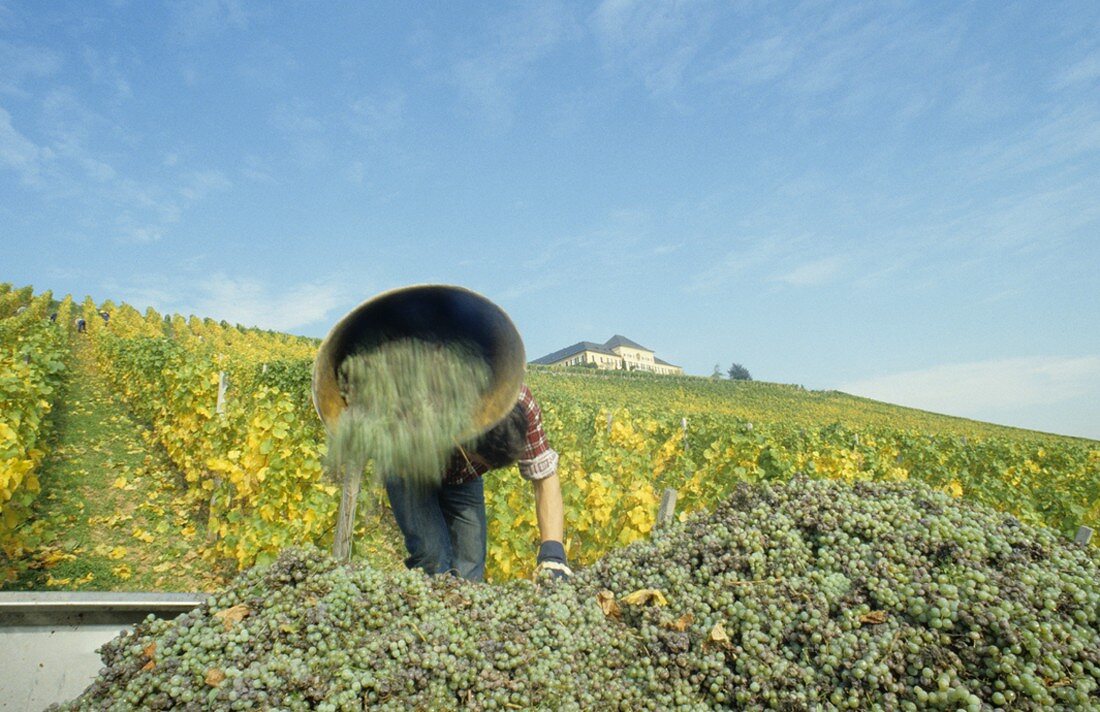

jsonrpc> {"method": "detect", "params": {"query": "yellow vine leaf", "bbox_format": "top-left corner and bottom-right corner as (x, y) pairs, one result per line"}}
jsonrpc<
(621, 589), (668, 607)
(596, 590), (621, 618)
(706, 621), (733, 650)
(213, 604), (250, 630)
(132, 528), (155, 543)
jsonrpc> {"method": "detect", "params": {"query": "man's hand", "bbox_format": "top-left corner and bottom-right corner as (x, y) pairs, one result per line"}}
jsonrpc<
(535, 540), (573, 580)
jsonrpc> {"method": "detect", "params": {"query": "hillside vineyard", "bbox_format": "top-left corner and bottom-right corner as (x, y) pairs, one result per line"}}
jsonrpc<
(1, 285), (1096, 580)
(2, 285), (1098, 708)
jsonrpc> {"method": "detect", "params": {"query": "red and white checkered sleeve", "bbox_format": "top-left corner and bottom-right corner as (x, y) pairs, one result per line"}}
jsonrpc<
(517, 384), (558, 481)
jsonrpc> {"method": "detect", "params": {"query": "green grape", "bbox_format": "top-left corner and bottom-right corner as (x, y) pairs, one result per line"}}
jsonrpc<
(53, 479), (1100, 711)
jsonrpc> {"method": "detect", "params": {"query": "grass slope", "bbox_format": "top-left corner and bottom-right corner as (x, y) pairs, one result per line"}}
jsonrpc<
(527, 366), (1096, 445)
(6, 339), (222, 592)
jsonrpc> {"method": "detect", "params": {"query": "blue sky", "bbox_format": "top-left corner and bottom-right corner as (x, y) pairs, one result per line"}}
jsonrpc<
(2, 1), (1099, 439)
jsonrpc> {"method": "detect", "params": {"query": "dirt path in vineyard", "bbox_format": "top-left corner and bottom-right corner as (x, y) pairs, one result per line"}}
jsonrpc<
(4, 337), (224, 592)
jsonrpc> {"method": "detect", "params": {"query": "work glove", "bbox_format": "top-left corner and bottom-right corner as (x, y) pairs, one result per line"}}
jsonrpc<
(535, 541), (573, 580)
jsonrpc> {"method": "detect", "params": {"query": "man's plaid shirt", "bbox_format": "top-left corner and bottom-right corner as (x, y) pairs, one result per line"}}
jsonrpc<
(443, 384), (559, 485)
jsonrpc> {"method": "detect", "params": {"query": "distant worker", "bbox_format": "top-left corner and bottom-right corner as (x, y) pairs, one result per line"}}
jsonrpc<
(49, 312), (57, 322)
(384, 384), (571, 583)
(99, 311), (110, 323)
(75, 317), (86, 333)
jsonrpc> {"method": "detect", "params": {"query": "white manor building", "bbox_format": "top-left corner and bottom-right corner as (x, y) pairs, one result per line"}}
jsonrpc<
(531, 335), (683, 375)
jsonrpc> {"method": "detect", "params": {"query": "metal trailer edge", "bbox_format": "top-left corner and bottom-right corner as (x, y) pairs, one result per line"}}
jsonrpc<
(0, 591), (204, 710)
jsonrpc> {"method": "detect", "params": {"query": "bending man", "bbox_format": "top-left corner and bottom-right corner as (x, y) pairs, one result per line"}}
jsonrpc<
(384, 384), (570, 582)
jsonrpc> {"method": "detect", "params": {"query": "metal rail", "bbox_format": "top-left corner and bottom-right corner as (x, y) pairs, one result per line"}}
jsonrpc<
(0, 592), (204, 711)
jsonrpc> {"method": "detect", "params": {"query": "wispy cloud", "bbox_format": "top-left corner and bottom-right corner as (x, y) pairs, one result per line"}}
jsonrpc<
(82, 48), (132, 100)
(774, 256), (844, 286)
(0, 41), (62, 96)
(348, 91), (405, 140)
(685, 236), (789, 293)
(839, 356), (1100, 437)
(962, 107), (1100, 182)
(168, 0), (250, 44)
(1, 93), (235, 245)
(590, 0), (712, 97)
(119, 274), (349, 332)
(240, 154), (276, 184)
(598, 1), (974, 121)
(450, 3), (577, 127)
(684, 226), (847, 293)
(0, 105), (48, 183)
(496, 273), (566, 302)
(116, 225), (164, 244)
(192, 275), (346, 331)
(271, 101), (328, 165)
(1053, 50), (1100, 89)
(179, 169), (232, 201)
(706, 34), (799, 86)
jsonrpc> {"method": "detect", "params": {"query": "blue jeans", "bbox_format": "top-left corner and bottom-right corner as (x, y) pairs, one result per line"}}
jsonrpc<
(384, 476), (488, 582)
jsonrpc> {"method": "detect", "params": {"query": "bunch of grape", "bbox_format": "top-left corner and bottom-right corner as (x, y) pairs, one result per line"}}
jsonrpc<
(575, 479), (1100, 710)
(56, 478), (1099, 710)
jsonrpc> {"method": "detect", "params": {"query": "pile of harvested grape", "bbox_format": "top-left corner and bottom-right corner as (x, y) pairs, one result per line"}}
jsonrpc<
(57, 479), (1100, 710)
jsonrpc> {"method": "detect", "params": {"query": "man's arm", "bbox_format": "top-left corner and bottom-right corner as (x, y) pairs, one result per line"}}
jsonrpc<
(532, 472), (564, 543)
(532, 471), (571, 578)
(515, 384), (571, 578)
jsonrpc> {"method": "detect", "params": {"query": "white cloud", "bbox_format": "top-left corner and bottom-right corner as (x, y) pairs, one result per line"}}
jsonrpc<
(1053, 50), (1100, 89)
(271, 102), (323, 134)
(119, 225), (164, 244)
(169, 0), (249, 44)
(686, 237), (784, 293)
(589, 0), (710, 97)
(707, 35), (799, 86)
(122, 274), (348, 332)
(592, 0), (696, 50)
(179, 169), (233, 201)
(686, 230), (834, 293)
(270, 101), (329, 165)
(82, 48), (132, 100)
(774, 256), (844, 286)
(0, 105), (46, 183)
(0, 41), (62, 95)
(190, 276), (345, 331)
(839, 356), (1100, 438)
(497, 274), (564, 302)
(963, 107), (1100, 182)
(344, 161), (365, 185)
(450, 3), (577, 127)
(348, 91), (405, 139)
(241, 154), (276, 184)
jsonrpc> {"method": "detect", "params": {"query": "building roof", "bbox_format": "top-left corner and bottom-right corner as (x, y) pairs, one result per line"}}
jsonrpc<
(529, 341), (618, 365)
(603, 334), (652, 352)
(654, 356), (680, 368)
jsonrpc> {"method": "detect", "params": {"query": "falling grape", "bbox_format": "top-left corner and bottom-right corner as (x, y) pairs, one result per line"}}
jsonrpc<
(326, 338), (492, 491)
